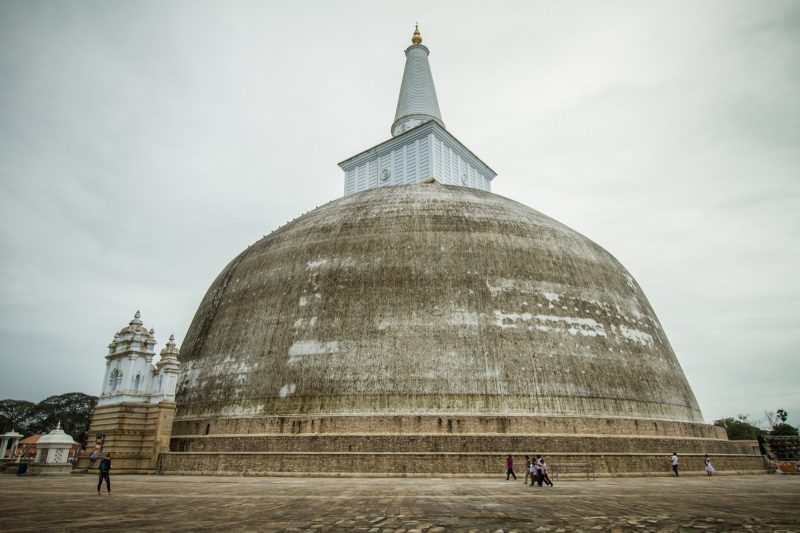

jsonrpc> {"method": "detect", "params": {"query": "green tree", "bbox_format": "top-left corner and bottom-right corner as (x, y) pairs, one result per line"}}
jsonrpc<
(771, 423), (799, 436)
(769, 409), (798, 436)
(713, 415), (763, 440)
(0, 399), (36, 434)
(26, 392), (98, 442)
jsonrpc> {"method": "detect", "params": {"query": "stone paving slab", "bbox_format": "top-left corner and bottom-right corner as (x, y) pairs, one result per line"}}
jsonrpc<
(0, 474), (798, 532)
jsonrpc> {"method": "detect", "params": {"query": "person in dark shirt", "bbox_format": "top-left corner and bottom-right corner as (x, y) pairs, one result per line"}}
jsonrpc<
(534, 455), (544, 486)
(523, 455), (532, 484)
(97, 453), (112, 495)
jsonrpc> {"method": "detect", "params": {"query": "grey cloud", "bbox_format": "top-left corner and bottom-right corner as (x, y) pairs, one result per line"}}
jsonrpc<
(1, 0), (798, 427)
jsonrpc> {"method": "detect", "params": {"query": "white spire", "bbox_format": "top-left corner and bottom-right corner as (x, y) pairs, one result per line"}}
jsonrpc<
(339, 25), (496, 196)
(391, 24), (444, 137)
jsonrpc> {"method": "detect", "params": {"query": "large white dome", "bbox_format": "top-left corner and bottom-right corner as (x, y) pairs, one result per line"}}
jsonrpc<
(174, 182), (702, 423)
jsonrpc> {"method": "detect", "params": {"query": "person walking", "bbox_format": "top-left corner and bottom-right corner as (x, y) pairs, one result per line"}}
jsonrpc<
(523, 455), (531, 484)
(541, 457), (554, 486)
(505, 454), (517, 480)
(671, 452), (679, 477)
(529, 458), (537, 487)
(533, 455), (544, 487)
(704, 454), (715, 476)
(97, 453), (112, 495)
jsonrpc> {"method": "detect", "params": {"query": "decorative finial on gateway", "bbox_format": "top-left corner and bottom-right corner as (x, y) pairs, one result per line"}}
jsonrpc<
(412, 23), (422, 45)
(159, 333), (180, 365)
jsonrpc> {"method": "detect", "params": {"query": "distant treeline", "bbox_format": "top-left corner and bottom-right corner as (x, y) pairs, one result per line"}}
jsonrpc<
(714, 409), (798, 440)
(0, 392), (97, 443)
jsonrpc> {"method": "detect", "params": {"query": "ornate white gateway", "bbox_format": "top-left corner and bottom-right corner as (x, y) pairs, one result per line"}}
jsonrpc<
(339, 26), (496, 195)
(79, 311), (181, 473)
(98, 311), (180, 406)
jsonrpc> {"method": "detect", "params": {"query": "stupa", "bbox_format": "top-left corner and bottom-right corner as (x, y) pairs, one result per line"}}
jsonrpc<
(163, 27), (764, 476)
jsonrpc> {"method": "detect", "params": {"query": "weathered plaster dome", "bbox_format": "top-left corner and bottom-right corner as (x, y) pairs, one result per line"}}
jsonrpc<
(176, 183), (702, 423)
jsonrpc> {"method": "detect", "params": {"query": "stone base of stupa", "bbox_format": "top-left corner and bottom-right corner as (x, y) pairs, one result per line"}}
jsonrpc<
(74, 400), (176, 474)
(161, 415), (767, 477)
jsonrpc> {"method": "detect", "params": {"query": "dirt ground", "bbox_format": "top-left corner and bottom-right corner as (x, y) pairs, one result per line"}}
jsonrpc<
(1, 473), (798, 532)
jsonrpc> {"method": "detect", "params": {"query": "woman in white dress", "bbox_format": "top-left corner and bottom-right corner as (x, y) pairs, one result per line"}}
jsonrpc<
(704, 454), (715, 476)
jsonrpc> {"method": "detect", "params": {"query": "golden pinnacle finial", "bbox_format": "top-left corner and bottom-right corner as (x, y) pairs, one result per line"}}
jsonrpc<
(412, 23), (422, 45)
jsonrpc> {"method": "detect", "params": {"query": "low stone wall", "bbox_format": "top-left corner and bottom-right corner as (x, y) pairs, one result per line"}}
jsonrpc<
(2, 462), (72, 475)
(763, 435), (800, 461)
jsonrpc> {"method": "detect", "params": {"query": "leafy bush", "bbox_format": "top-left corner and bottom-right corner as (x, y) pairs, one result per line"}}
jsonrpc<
(713, 416), (763, 440)
(771, 423), (799, 436)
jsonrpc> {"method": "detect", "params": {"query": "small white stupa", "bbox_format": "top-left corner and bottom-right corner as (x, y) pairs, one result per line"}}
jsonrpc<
(32, 422), (76, 474)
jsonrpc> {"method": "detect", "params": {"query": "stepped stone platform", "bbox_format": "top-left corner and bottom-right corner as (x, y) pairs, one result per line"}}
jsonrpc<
(162, 415), (766, 476)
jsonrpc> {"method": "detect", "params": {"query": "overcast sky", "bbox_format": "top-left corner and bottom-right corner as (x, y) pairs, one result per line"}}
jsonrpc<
(1, 0), (798, 427)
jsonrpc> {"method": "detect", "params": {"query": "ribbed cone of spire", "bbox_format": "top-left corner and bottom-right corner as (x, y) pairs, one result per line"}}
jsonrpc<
(392, 26), (444, 136)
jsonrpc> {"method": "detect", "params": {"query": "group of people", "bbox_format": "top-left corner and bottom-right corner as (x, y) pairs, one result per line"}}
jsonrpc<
(506, 454), (553, 487)
(670, 452), (716, 477)
(509, 452), (716, 481)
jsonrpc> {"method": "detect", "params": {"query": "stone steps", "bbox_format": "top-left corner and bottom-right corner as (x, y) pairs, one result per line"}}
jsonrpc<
(164, 414), (763, 476)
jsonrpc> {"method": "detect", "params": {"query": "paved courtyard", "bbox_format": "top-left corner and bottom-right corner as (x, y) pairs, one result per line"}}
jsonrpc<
(1, 474), (798, 532)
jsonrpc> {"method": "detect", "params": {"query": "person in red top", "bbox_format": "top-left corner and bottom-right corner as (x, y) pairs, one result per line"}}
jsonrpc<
(506, 454), (517, 480)
(541, 457), (554, 486)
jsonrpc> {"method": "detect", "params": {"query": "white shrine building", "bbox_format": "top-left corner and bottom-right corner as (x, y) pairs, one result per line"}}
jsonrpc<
(34, 422), (76, 469)
(339, 25), (496, 195)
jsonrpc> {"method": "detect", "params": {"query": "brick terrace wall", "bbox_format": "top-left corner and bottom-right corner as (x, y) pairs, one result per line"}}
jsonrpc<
(76, 401), (176, 474)
(171, 415), (727, 439)
(171, 434), (754, 455)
